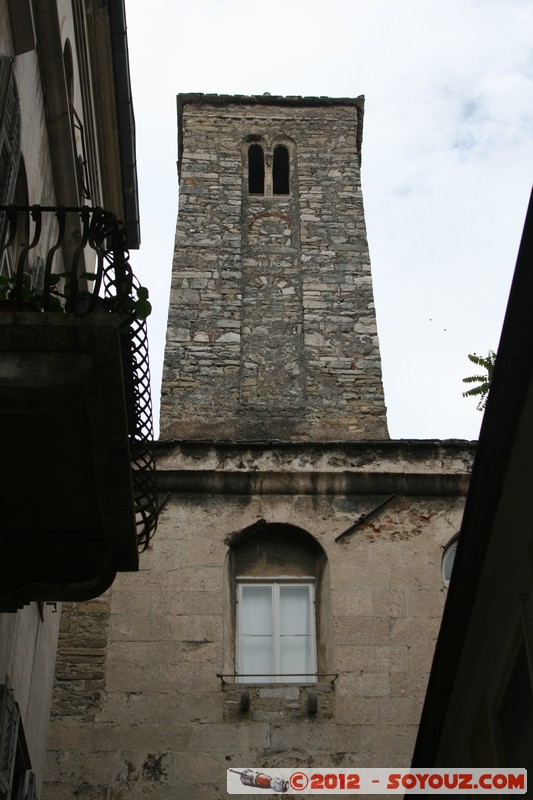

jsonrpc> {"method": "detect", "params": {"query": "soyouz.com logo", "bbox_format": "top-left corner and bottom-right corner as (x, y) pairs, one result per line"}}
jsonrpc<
(227, 768), (527, 794)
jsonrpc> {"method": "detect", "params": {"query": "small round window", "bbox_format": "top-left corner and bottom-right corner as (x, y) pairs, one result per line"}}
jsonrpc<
(442, 536), (459, 583)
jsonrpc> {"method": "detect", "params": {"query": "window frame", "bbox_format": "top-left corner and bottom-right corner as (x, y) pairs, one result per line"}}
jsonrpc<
(442, 533), (459, 585)
(236, 577), (317, 684)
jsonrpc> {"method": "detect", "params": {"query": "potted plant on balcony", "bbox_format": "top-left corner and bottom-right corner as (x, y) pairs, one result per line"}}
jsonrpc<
(0, 270), (151, 318)
(0, 272), (53, 311)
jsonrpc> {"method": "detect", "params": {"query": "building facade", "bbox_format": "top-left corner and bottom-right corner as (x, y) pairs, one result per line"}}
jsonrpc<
(0, 2), (152, 798)
(44, 95), (475, 799)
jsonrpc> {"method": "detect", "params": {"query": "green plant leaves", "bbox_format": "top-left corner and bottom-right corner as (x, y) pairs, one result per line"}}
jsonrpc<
(0, 269), (152, 321)
(462, 350), (497, 411)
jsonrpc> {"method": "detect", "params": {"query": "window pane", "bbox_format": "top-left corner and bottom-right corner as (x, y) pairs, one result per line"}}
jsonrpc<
(279, 586), (315, 682)
(279, 635), (314, 682)
(442, 539), (458, 582)
(240, 585), (272, 635)
(279, 585), (311, 635)
(240, 635), (273, 682)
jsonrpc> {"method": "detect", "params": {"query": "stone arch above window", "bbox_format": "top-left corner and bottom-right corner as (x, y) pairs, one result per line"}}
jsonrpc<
(224, 521), (331, 683)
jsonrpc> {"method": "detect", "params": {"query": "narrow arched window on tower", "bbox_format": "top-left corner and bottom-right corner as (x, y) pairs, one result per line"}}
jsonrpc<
(273, 145), (289, 195)
(248, 144), (265, 195)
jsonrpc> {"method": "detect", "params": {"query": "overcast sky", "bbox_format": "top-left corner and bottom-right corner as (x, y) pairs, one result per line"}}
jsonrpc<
(125, 0), (533, 441)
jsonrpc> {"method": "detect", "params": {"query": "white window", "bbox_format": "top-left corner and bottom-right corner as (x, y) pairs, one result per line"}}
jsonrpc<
(237, 580), (316, 683)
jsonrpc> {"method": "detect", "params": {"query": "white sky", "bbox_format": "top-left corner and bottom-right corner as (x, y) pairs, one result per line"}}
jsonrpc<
(125, 0), (533, 441)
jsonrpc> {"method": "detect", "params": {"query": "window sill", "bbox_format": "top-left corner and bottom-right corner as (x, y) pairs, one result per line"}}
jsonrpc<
(224, 681), (336, 695)
(217, 674), (338, 690)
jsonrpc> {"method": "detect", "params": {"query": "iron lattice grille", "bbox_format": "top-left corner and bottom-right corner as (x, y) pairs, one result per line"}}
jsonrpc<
(0, 204), (158, 549)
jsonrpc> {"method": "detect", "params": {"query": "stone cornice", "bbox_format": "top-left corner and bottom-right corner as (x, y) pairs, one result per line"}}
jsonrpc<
(155, 439), (476, 497)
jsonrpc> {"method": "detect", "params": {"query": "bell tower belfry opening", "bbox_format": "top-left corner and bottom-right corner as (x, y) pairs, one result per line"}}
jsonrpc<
(161, 94), (389, 440)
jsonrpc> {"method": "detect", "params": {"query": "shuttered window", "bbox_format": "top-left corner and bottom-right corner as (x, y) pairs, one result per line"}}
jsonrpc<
(0, 685), (20, 798)
(0, 57), (21, 207)
(0, 56), (21, 268)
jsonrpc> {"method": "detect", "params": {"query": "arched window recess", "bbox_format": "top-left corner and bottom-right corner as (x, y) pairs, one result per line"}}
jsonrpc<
(246, 140), (292, 197)
(224, 521), (332, 685)
(273, 145), (289, 195)
(248, 143), (265, 195)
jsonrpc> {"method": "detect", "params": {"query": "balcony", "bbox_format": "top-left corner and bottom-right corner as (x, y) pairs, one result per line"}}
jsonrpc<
(0, 205), (158, 611)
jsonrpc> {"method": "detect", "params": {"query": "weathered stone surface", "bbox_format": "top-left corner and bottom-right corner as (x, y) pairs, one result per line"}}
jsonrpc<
(44, 95), (476, 800)
(44, 448), (473, 797)
(161, 95), (389, 440)
(50, 596), (111, 721)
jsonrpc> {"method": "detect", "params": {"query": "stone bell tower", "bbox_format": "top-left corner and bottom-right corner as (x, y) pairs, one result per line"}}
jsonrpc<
(161, 94), (388, 440)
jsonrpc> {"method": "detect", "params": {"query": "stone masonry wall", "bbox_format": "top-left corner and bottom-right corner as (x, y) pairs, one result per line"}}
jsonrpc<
(50, 596), (111, 723)
(43, 441), (474, 800)
(161, 96), (388, 440)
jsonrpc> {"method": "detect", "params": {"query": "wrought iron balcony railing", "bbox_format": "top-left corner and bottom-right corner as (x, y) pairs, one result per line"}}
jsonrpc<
(0, 204), (158, 550)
